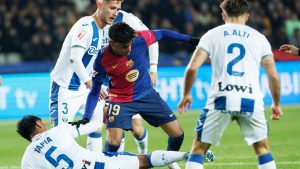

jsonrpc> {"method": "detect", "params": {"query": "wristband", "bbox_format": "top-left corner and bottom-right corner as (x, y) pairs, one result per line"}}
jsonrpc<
(150, 64), (157, 73)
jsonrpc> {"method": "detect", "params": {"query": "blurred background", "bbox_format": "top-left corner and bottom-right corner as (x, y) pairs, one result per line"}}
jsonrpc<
(0, 0), (299, 119)
(1, 0), (300, 70)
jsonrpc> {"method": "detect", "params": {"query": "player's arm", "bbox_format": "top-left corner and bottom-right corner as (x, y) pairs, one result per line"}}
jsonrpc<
(178, 48), (208, 115)
(279, 44), (299, 56)
(152, 29), (199, 45)
(70, 22), (93, 89)
(261, 55), (282, 120)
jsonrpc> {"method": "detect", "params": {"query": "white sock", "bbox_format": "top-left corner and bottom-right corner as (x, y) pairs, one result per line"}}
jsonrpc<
(185, 154), (204, 169)
(258, 161), (276, 169)
(148, 150), (189, 167)
(168, 162), (181, 169)
(117, 135), (126, 152)
(186, 161), (203, 169)
(87, 135), (102, 152)
(258, 153), (276, 169)
(134, 128), (148, 154)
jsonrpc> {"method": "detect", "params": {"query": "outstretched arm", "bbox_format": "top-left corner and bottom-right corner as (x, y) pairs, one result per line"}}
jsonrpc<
(153, 29), (199, 45)
(279, 44), (299, 56)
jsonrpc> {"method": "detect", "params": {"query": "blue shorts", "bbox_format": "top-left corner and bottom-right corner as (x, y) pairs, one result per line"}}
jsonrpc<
(106, 92), (176, 130)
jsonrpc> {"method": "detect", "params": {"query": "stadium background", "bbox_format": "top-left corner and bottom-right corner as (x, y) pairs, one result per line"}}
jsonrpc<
(0, 0), (300, 168)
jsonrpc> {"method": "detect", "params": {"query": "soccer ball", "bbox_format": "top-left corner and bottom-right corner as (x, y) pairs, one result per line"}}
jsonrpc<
(205, 150), (216, 162)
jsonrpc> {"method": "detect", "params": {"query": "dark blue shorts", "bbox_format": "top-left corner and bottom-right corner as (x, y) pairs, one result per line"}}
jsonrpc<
(106, 92), (176, 130)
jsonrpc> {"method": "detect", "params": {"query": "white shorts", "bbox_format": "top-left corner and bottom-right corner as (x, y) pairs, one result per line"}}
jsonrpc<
(102, 152), (139, 169)
(196, 109), (268, 145)
(49, 81), (104, 127)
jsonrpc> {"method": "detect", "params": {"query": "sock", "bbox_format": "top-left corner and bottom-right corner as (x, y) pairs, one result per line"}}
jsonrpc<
(103, 141), (120, 152)
(147, 150), (189, 167)
(186, 154), (204, 169)
(117, 132), (126, 152)
(134, 128), (148, 154)
(87, 132), (102, 152)
(167, 133), (184, 151)
(258, 153), (276, 169)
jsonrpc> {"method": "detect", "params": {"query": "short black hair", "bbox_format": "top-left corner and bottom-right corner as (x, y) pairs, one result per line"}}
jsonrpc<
(109, 22), (135, 43)
(220, 0), (250, 17)
(17, 115), (41, 141)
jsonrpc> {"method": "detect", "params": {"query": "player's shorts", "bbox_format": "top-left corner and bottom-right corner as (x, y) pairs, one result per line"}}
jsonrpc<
(195, 109), (268, 145)
(100, 152), (139, 169)
(105, 100), (142, 120)
(106, 91), (176, 130)
(49, 81), (104, 127)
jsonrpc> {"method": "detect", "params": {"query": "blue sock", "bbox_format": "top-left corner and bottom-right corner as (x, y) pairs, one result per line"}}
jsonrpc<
(135, 128), (147, 140)
(189, 154), (204, 164)
(258, 153), (274, 165)
(103, 141), (120, 152)
(167, 133), (184, 151)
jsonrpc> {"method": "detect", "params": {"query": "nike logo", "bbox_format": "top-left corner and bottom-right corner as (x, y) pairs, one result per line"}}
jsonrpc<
(82, 23), (88, 26)
(112, 63), (119, 69)
(92, 38), (98, 42)
(169, 113), (174, 117)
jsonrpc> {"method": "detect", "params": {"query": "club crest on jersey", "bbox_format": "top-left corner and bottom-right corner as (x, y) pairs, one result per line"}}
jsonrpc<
(126, 59), (134, 68)
(125, 69), (139, 82)
(87, 46), (99, 56)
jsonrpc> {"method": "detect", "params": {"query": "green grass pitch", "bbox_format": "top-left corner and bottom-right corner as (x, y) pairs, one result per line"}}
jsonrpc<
(0, 105), (299, 169)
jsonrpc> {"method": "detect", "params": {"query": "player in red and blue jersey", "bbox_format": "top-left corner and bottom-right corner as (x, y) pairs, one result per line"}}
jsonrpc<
(75, 23), (198, 167)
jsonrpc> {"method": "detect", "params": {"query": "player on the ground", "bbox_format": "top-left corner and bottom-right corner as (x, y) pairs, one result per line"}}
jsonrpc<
(73, 22), (199, 169)
(17, 115), (190, 169)
(178, 0), (282, 169)
(279, 44), (300, 56)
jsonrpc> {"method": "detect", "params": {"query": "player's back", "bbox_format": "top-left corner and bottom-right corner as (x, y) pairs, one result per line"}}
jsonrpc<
(51, 16), (107, 90)
(199, 23), (273, 112)
(21, 124), (102, 169)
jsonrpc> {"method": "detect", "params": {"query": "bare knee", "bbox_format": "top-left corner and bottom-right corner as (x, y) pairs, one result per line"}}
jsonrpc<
(106, 128), (123, 145)
(253, 139), (270, 156)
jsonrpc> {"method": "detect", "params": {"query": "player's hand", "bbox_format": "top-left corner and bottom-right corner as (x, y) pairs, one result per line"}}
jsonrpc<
(177, 94), (192, 115)
(68, 117), (90, 128)
(279, 44), (299, 55)
(99, 88), (108, 100)
(271, 105), (282, 120)
(85, 79), (92, 89)
(150, 72), (157, 86)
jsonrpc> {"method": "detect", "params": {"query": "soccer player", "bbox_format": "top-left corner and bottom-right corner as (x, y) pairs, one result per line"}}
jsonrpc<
(17, 115), (190, 169)
(279, 44), (300, 56)
(177, 0), (282, 169)
(49, 0), (156, 153)
(74, 22), (199, 169)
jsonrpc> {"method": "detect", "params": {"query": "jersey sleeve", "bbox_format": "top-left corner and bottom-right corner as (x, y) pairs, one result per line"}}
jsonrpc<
(138, 30), (157, 46)
(197, 31), (211, 55)
(260, 35), (273, 58)
(123, 12), (148, 31)
(70, 18), (92, 50)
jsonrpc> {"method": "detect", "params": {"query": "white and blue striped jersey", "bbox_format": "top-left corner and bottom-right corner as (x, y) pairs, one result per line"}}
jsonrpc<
(198, 23), (273, 113)
(50, 16), (108, 91)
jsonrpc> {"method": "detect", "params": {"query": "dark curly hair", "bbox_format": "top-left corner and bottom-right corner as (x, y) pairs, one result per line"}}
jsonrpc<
(17, 115), (41, 141)
(220, 0), (250, 17)
(109, 22), (135, 43)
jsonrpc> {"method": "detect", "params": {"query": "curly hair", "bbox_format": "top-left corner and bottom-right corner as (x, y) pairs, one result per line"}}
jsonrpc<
(109, 22), (135, 43)
(17, 115), (41, 141)
(220, 0), (250, 17)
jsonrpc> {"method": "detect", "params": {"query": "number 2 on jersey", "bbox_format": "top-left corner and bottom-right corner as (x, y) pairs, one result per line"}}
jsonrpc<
(227, 43), (245, 77)
(45, 146), (74, 168)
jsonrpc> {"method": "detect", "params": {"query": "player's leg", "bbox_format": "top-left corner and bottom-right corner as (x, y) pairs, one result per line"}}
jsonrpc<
(104, 102), (136, 152)
(102, 151), (189, 169)
(85, 99), (105, 152)
(132, 114), (148, 154)
(185, 109), (230, 169)
(237, 111), (276, 169)
(137, 92), (184, 169)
